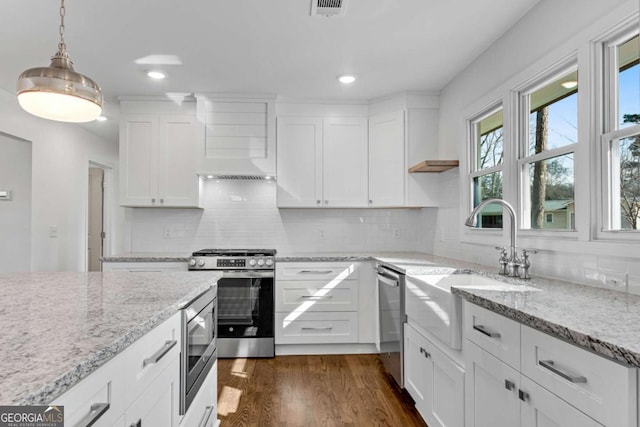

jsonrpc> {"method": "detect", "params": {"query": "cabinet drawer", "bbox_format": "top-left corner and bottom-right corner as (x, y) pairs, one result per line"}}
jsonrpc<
(180, 360), (217, 427)
(276, 262), (359, 281)
(464, 302), (520, 370)
(52, 359), (125, 427)
(276, 280), (358, 312)
(521, 325), (636, 427)
(123, 313), (181, 408)
(275, 311), (358, 344)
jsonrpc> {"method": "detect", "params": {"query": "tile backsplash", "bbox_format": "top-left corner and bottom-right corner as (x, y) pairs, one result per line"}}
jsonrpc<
(126, 180), (436, 254)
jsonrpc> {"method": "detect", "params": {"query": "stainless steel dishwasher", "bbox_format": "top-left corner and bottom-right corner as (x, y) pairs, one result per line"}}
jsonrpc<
(377, 264), (405, 388)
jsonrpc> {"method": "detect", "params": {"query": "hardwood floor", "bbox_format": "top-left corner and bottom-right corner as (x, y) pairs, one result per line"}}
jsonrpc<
(217, 354), (427, 427)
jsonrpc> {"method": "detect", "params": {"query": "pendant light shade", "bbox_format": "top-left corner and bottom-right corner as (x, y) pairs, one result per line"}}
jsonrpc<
(16, 0), (102, 123)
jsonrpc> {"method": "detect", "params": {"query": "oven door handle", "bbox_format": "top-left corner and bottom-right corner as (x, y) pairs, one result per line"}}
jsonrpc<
(221, 271), (274, 278)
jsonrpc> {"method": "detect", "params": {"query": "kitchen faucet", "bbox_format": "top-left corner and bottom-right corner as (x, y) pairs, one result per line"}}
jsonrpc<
(464, 198), (535, 279)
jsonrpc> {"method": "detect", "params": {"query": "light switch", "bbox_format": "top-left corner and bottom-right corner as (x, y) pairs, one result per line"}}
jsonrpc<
(0, 190), (12, 201)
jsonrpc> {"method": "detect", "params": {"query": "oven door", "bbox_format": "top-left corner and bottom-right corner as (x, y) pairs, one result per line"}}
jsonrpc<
(217, 271), (274, 338)
(181, 287), (217, 414)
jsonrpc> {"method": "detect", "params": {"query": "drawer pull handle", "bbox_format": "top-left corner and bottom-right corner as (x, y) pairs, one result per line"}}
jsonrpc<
(300, 295), (333, 299)
(504, 379), (515, 391)
(539, 360), (587, 383)
(301, 327), (332, 331)
(473, 324), (501, 338)
(419, 347), (431, 358)
(518, 390), (529, 402)
(198, 405), (215, 427)
(299, 270), (333, 274)
(143, 340), (177, 367)
(76, 402), (110, 427)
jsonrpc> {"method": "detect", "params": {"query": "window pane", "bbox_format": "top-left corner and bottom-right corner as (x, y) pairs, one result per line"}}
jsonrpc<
(473, 171), (503, 228)
(527, 153), (575, 230)
(618, 35), (640, 129)
(477, 110), (503, 170)
(616, 136), (640, 230)
(529, 71), (578, 155)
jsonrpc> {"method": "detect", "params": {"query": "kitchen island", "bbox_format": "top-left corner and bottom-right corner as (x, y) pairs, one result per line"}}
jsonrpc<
(0, 271), (221, 405)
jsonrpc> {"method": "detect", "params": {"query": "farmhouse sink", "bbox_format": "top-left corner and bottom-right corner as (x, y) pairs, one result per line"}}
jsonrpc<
(405, 273), (538, 350)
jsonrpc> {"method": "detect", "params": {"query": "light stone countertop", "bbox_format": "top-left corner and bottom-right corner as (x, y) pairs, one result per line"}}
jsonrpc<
(0, 271), (221, 405)
(101, 252), (190, 262)
(99, 250), (640, 367)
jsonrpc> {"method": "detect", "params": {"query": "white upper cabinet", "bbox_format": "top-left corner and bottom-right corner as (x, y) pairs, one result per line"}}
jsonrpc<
(195, 94), (276, 176)
(322, 117), (368, 207)
(276, 116), (323, 207)
(276, 115), (368, 208)
(119, 99), (201, 208)
(368, 111), (405, 207)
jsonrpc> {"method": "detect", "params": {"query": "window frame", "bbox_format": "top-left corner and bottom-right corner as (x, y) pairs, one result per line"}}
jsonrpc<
(515, 62), (580, 234)
(468, 103), (505, 231)
(597, 24), (640, 241)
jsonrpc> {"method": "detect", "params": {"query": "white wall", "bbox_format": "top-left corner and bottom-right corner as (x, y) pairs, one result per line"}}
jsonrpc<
(126, 179), (436, 254)
(0, 89), (122, 272)
(0, 132), (31, 272)
(434, 0), (640, 290)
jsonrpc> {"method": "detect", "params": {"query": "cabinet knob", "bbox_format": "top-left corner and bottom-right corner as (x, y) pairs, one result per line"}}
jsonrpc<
(518, 390), (529, 402)
(324, 200), (328, 205)
(369, 200), (373, 204)
(160, 198), (164, 204)
(504, 379), (515, 391)
(151, 198), (156, 204)
(317, 200), (321, 205)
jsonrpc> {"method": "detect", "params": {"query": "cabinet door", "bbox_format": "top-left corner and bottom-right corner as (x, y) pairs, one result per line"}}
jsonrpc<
(157, 115), (200, 207)
(120, 114), (159, 206)
(126, 358), (179, 427)
(520, 376), (603, 427)
(276, 116), (323, 207)
(465, 341), (520, 427)
(368, 111), (405, 207)
(404, 323), (432, 419)
(429, 342), (464, 427)
(322, 117), (368, 207)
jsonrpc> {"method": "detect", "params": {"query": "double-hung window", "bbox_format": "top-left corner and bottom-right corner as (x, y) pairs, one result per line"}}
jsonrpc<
(519, 68), (579, 231)
(469, 107), (504, 228)
(601, 31), (640, 233)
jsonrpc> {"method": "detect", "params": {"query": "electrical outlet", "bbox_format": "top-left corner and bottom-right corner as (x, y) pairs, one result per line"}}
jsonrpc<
(163, 227), (171, 239)
(602, 271), (627, 290)
(393, 229), (401, 239)
(319, 229), (325, 239)
(49, 225), (58, 238)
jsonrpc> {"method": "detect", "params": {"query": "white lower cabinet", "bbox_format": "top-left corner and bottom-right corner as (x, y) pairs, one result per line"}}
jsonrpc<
(51, 313), (182, 427)
(464, 302), (636, 427)
(125, 357), (180, 427)
(180, 361), (218, 427)
(404, 323), (464, 427)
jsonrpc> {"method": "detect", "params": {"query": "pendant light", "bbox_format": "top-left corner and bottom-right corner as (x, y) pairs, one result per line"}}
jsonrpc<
(16, 0), (102, 123)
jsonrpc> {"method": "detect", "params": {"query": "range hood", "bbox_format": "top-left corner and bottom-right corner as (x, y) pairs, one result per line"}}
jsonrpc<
(199, 174), (276, 180)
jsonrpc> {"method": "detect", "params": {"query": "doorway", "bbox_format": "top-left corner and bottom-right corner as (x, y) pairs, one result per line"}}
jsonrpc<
(88, 167), (104, 271)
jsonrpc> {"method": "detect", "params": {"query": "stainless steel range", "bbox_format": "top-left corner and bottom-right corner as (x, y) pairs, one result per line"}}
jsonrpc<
(188, 249), (275, 358)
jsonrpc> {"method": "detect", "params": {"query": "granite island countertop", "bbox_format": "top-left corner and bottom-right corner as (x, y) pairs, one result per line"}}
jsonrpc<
(0, 271), (221, 405)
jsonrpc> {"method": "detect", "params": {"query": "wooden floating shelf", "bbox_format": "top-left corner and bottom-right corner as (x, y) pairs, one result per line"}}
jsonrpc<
(408, 160), (459, 173)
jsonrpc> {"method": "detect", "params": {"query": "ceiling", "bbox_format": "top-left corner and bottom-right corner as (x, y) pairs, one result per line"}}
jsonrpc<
(1, 0), (540, 141)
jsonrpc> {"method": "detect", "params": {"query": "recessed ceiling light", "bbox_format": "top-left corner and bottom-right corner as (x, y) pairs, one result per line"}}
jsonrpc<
(206, 175), (214, 179)
(561, 81), (578, 89)
(147, 70), (167, 80)
(95, 116), (108, 122)
(338, 75), (356, 84)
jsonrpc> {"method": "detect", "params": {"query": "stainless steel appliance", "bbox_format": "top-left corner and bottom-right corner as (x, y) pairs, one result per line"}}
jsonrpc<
(189, 249), (275, 358)
(377, 264), (405, 388)
(181, 286), (217, 415)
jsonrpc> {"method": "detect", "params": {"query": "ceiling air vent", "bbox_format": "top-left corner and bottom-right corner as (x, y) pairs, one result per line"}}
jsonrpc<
(311, 0), (348, 17)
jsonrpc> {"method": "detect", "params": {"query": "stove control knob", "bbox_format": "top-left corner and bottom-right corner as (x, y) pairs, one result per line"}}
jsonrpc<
(257, 259), (265, 266)
(249, 259), (257, 267)
(198, 259), (205, 267)
(266, 259), (274, 267)
(188, 259), (196, 267)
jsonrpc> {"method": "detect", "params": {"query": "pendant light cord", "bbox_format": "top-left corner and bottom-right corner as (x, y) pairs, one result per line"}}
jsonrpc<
(58, 0), (66, 52)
